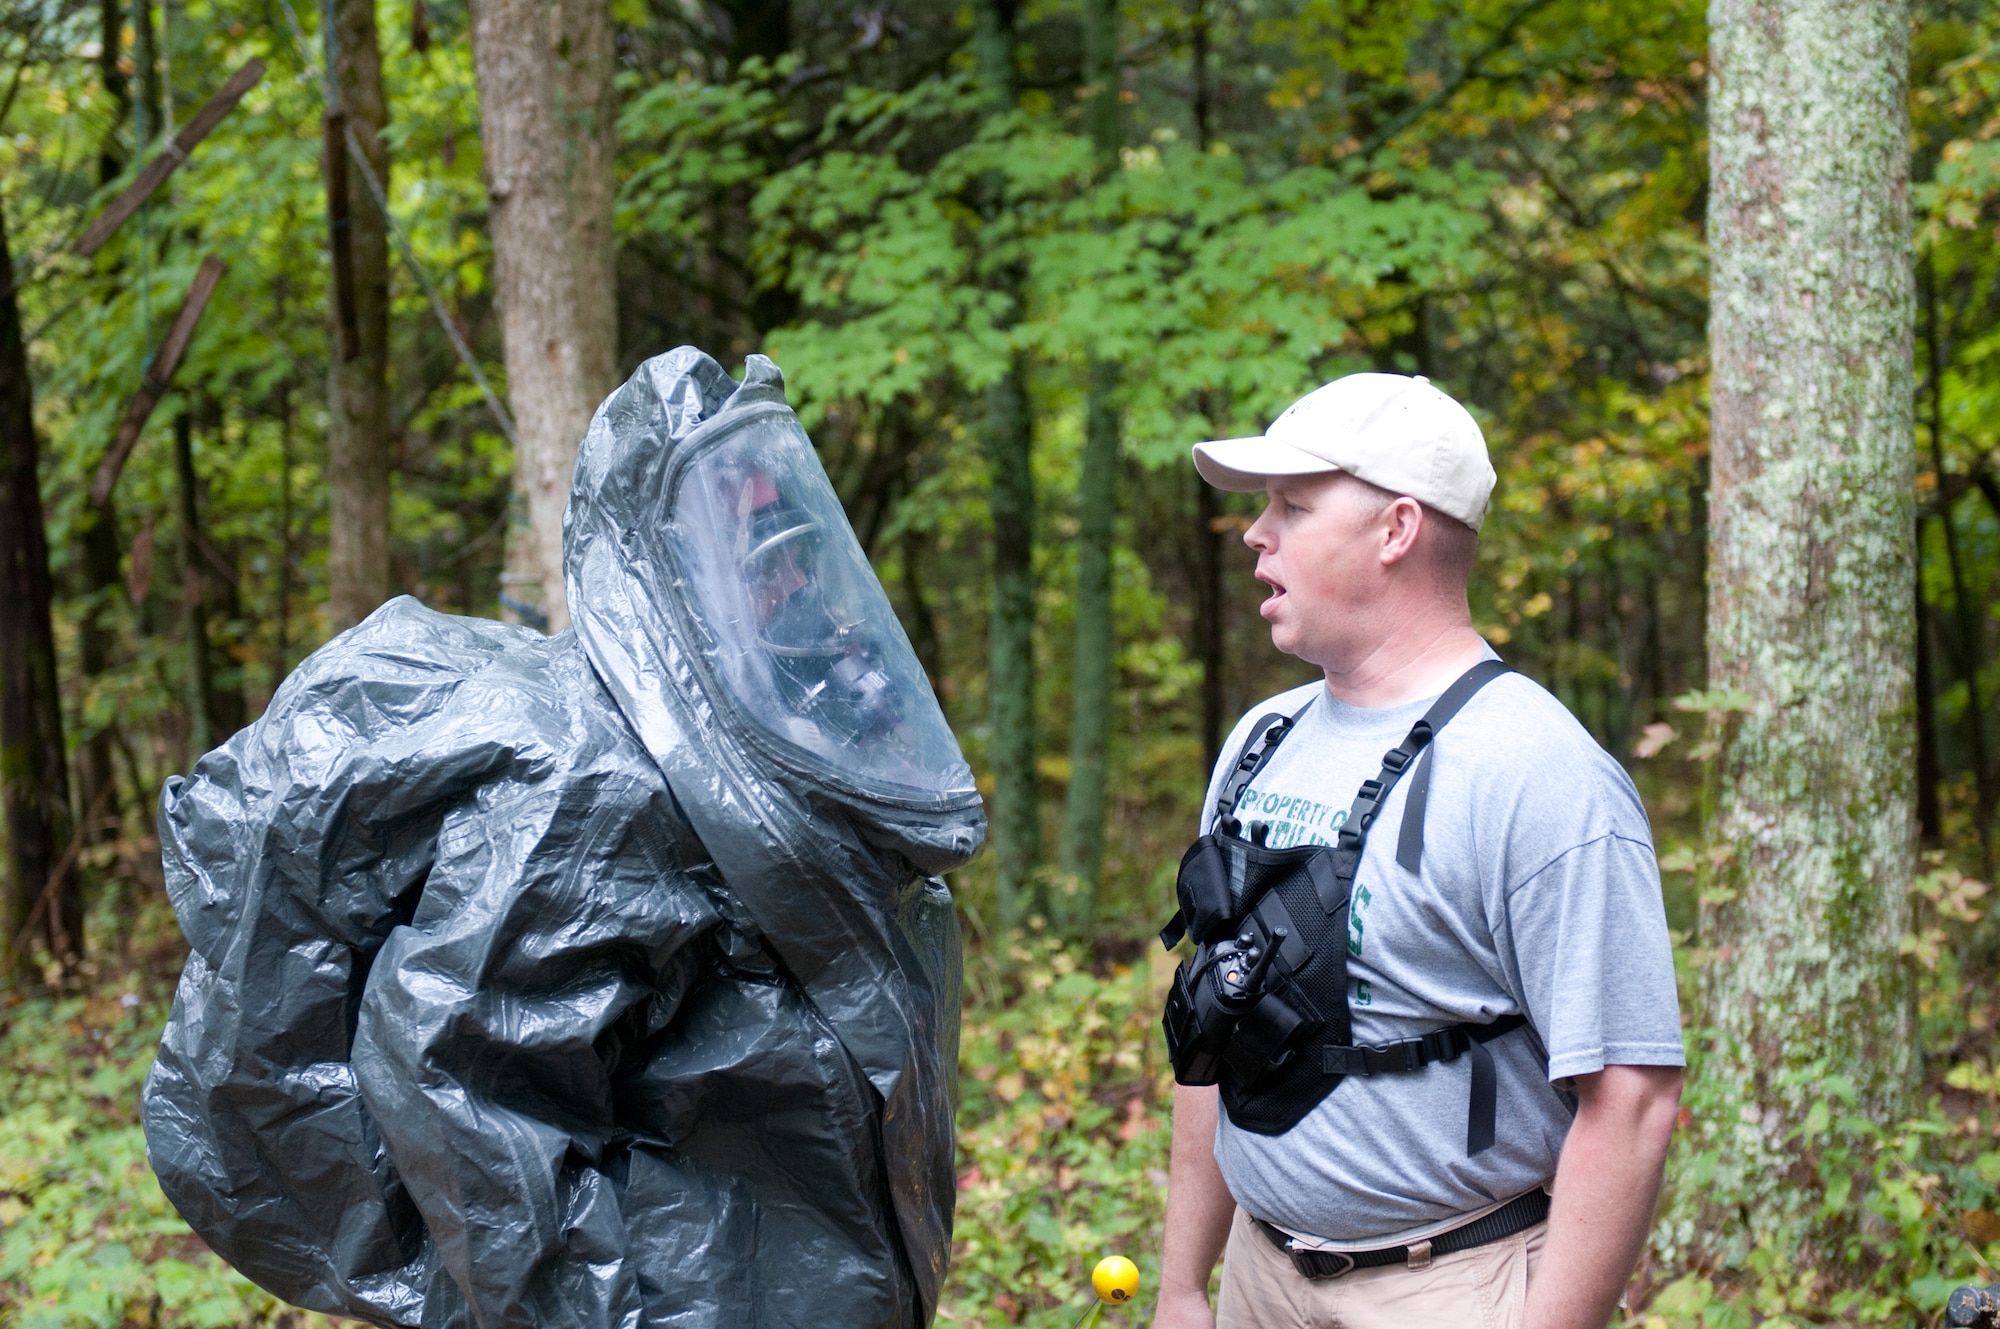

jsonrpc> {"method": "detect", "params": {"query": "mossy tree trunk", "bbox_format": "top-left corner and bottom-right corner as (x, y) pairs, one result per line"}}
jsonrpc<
(1056, 0), (1123, 924)
(972, 0), (1040, 928)
(554, 0), (619, 402)
(1698, 0), (1917, 1254)
(473, 0), (619, 634)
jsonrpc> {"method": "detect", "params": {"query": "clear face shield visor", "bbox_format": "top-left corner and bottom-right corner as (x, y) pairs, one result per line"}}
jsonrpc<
(664, 412), (972, 800)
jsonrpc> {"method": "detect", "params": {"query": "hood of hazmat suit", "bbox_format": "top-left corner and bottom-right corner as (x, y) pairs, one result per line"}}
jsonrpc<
(140, 349), (985, 1329)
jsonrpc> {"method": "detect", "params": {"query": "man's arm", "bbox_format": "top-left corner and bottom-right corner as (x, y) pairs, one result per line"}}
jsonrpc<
(1523, 1063), (1682, 1329)
(1152, 1084), (1236, 1329)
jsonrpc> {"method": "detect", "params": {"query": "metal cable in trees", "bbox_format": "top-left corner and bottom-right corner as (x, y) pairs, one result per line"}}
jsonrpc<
(1698, 0), (1917, 1256)
(971, 0), (1041, 928)
(1055, 0), (1123, 924)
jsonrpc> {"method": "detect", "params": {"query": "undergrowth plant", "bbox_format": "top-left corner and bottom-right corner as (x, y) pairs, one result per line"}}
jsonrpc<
(13, 869), (2000, 1328)
(943, 931), (1174, 1328)
(0, 977), (336, 1329)
(1640, 857), (2000, 1328)
(0, 915), (1177, 1329)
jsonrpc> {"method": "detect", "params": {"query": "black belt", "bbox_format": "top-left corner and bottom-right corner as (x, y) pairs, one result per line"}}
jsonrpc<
(1254, 1187), (1551, 1281)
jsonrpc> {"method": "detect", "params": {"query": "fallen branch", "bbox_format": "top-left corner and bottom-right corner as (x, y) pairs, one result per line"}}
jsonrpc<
(74, 59), (266, 259)
(88, 256), (227, 507)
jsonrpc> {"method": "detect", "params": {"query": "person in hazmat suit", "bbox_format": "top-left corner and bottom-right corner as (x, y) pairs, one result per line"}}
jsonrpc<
(140, 349), (985, 1329)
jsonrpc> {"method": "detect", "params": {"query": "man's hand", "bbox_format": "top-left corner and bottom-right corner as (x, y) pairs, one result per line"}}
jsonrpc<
(1523, 1064), (1682, 1329)
(1151, 1084), (1235, 1329)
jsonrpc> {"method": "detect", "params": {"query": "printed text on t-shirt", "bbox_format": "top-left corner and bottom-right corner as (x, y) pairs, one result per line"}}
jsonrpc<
(1236, 785), (1371, 973)
(1235, 786), (1345, 848)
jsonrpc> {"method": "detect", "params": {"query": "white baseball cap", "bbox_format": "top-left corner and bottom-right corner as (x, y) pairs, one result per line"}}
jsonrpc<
(1192, 373), (1496, 530)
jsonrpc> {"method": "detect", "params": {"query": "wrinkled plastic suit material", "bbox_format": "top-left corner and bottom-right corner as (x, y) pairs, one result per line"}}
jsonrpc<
(141, 350), (987, 1329)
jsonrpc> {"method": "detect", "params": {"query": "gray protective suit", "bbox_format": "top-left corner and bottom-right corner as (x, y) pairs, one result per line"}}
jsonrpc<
(140, 350), (985, 1329)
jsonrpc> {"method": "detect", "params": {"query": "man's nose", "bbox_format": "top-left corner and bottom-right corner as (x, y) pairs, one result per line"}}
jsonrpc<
(1244, 506), (1276, 552)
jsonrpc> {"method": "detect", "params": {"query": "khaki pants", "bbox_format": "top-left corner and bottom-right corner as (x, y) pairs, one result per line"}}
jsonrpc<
(1215, 1207), (1547, 1329)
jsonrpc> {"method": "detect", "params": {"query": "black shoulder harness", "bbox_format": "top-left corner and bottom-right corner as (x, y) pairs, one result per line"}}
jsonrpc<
(1161, 660), (1525, 1151)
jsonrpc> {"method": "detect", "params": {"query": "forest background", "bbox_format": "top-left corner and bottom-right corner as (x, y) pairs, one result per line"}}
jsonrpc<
(5, 0), (2000, 1324)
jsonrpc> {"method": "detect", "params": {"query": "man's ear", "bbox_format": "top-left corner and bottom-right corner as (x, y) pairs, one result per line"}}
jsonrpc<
(1380, 495), (1425, 567)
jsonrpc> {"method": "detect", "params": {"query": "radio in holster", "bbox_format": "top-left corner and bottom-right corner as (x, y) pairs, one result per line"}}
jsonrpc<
(1159, 661), (1529, 1153)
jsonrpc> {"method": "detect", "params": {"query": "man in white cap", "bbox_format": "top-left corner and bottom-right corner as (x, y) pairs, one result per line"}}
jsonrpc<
(1151, 374), (1684, 1329)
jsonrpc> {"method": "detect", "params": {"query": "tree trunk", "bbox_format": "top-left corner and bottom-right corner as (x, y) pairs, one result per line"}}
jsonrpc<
(972, 0), (1040, 927)
(0, 202), (81, 981)
(74, 0), (133, 850)
(715, 0), (789, 66)
(901, 529), (942, 690)
(324, 0), (394, 632)
(72, 510), (123, 853)
(1189, 0), (1225, 773)
(555, 0), (619, 393)
(1916, 532), (1941, 845)
(1931, 456), (1989, 866)
(1923, 253), (1990, 862)
(98, 0), (130, 181)
(1196, 475), (1225, 771)
(1699, 0), (1916, 1254)
(1059, 361), (1117, 918)
(133, 0), (162, 146)
(174, 413), (220, 756)
(1079, 0), (1120, 172)
(1056, 0), (1123, 922)
(275, 382), (296, 685)
(473, 0), (619, 634)
(985, 360), (1039, 928)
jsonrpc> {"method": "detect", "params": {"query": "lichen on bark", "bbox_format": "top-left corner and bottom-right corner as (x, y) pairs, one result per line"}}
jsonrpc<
(1685, 0), (1918, 1261)
(472, 0), (619, 634)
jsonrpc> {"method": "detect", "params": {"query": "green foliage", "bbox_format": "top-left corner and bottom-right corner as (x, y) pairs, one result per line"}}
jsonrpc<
(0, 919), (1175, 1329)
(945, 935), (1174, 1326)
(7, 0), (1750, 955)
(9, 0), (512, 786)
(15, 0), (2000, 1323)
(1623, 848), (2000, 1327)
(622, 58), (1494, 453)
(14, 863), (2000, 1329)
(0, 979), (336, 1329)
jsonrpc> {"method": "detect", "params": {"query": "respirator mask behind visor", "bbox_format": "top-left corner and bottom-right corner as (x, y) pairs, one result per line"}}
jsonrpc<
(663, 409), (972, 802)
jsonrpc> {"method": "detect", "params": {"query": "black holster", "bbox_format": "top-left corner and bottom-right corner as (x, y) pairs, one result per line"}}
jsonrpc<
(1158, 661), (1529, 1150)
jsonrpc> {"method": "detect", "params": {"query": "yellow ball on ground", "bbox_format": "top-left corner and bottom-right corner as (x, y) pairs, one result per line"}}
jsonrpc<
(1092, 1255), (1140, 1305)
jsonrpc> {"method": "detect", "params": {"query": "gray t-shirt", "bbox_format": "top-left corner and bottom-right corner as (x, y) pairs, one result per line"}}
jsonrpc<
(1201, 665), (1684, 1244)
